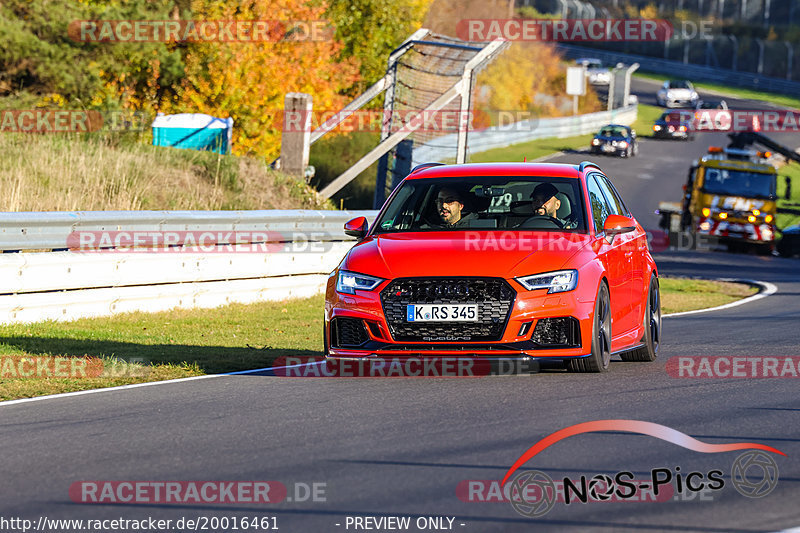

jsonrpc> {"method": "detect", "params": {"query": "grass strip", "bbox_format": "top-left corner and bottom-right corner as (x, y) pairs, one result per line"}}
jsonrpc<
(0, 277), (759, 400)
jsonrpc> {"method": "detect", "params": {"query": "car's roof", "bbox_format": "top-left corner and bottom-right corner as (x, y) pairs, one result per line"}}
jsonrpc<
(599, 124), (630, 130)
(407, 162), (587, 180)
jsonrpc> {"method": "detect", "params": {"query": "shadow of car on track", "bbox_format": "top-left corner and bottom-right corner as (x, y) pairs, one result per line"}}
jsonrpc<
(0, 336), (322, 374)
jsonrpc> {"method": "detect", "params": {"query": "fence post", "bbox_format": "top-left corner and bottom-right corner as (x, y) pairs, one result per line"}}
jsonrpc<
(756, 38), (765, 75)
(392, 140), (413, 191)
(280, 93), (312, 178)
(786, 41), (794, 81)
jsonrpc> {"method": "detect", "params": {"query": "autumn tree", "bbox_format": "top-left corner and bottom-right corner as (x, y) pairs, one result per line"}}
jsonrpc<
(168, 0), (360, 158)
(325, 0), (432, 92)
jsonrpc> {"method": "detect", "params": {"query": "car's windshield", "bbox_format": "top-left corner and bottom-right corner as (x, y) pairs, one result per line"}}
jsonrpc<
(660, 112), (693, 123)
(701, 168), (776, 199)
(668, 80), (691, 89)
(599, 127), (627, 137)
(372, 176), (587, 233)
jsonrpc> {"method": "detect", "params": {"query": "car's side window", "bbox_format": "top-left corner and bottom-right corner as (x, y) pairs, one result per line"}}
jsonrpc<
(597, 176), (628, 217)
(586, 174), (611, 233)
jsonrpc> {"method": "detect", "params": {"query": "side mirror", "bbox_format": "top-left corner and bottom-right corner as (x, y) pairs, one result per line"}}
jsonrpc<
(603, 214), (636, 236)
(344, 217), (369, 239)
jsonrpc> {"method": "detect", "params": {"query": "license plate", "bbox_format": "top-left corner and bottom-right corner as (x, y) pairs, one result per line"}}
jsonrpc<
(602, 144), (616, 152)
(406, 304), (478, 322)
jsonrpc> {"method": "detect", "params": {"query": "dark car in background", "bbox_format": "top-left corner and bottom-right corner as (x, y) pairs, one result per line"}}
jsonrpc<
(652, 111), (695, 140)
(590, 124), (638, 157)
(695, 99), (728, 110)
(777, 225), (800, 258)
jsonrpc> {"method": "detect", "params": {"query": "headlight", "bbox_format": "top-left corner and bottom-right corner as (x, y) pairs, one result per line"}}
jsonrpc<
(336, 270), (384, 295)
(592, 138), (600, 145)
(516, 270), (578, 293)
(653, 125), (662, 131)
(618, 141), (628, 147)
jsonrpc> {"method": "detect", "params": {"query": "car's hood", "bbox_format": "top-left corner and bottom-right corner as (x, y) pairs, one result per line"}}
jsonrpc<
(597, 135), (627, 141)
(667, 88), (693, 96)
(342, 231), (593, 279)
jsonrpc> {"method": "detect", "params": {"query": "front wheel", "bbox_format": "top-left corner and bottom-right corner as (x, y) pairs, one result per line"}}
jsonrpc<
(568, 282), (611, 373)
(620, 275), (661, 362)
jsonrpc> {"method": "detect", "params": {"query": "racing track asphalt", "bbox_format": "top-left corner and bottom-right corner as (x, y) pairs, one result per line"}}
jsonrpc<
(1, 78), (799, 533)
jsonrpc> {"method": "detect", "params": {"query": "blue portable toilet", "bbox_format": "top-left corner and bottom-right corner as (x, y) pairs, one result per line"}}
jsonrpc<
(151, 113), (234, 154)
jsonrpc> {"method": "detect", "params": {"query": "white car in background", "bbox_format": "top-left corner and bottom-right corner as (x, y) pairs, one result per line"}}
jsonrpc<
(576, 58), (611, 85)
(657, 80), (700, 108)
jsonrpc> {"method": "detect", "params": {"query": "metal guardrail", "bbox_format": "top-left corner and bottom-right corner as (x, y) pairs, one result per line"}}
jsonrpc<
(0, 209), (376, 251)
(413, 104), (638, 165)
(0, 210), (379, 324)
(556, 44), (800, 98)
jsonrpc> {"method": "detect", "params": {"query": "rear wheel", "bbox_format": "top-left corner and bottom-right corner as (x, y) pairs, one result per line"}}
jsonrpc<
(620, 275), (661, 362)
(568, 282), (611, 373)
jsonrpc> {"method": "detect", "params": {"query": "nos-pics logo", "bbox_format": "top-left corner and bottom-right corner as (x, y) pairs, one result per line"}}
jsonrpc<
(502, 420), (783, 518)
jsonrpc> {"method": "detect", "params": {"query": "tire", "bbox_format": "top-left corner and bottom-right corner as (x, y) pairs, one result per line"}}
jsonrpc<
(625, 146), (632, 158)
(777, 240), (794, 258)
(568, 282), (611, 373)
(620, 275), (661, 362)
(754, 243), (774, 256)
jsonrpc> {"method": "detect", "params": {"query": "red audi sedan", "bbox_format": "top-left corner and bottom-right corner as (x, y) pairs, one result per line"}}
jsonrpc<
(324, 162), (660, 372)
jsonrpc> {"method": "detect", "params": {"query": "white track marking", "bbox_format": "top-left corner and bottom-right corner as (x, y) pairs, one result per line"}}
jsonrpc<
(663, 279), (777, 318)
(0, 361), (323, 408)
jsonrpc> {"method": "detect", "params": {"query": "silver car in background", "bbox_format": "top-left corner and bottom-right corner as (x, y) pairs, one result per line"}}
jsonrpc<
(576, 58), (611, 85)
(656, 80), (699, 108)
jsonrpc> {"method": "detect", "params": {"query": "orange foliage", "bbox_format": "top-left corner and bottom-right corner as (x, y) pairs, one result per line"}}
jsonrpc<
(424, 0), (599, 118)
(166, 0), (360, 158)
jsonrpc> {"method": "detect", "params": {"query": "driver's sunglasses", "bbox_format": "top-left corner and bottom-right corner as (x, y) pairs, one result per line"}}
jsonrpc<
(436, 196), (459, 205)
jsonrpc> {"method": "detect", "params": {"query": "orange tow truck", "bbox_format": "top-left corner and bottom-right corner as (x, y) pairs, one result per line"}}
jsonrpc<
(659, 132), (799, 253)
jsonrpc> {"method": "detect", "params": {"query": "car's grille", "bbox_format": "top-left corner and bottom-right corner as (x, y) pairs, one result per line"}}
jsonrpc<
(380, 277), (516, 342)
(331, 317), (369, 348)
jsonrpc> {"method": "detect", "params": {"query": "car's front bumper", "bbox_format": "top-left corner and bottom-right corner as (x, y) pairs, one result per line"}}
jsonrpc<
(325, 277), (595, 359)
(665, 98), (697, 108)
(652, 129), (689, 139)
(591, 144), (628, 156)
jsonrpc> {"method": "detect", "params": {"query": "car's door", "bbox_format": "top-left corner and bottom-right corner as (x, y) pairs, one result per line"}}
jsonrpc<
(598, 175), (647, 332)
(586, 174), (629, 346)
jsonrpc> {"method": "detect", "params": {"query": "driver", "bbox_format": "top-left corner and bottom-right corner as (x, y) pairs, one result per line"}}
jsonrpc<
(529, 183), (577, 229)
